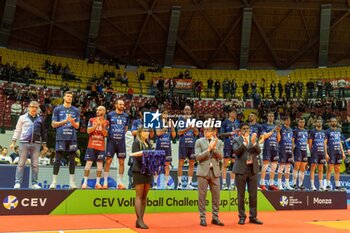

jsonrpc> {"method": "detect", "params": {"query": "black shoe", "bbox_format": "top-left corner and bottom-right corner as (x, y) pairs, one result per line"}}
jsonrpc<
(136, 221), (149, 229)
(238, 218), (245, 225)
(335, 186), (346, 191)
(299, 185), (305, 191)
(200, 219), (207, 226)
(211, 219), (224, 226)
(249, 218), (263, 225)
(325, 185), (332, 191)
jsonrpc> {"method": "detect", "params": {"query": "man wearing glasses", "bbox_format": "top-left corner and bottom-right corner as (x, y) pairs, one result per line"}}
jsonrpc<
(11, 101), (48, 189)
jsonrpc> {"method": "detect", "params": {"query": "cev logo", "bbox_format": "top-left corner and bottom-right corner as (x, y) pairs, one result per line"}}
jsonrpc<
(279, 195), (289, 207)
(3, 195), (19, 210)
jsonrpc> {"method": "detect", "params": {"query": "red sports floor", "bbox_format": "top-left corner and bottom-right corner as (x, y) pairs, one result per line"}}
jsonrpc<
(0, 207), (349, 233)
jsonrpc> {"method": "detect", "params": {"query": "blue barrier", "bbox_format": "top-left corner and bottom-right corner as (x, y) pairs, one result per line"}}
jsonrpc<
(0, 165), (30, 188)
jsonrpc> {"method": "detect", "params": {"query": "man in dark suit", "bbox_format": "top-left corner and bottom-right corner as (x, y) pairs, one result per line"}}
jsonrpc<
(232, 122), (263, 225)
(195, 127), (224, 227)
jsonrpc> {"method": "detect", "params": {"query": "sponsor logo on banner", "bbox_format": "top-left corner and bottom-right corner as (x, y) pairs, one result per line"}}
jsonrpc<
(0, 190), (74, 215)
(279, 195), (288, 207)
(262, 191), (347, 210)
(3, 195), (18, 210)
(152, 77), (193, 89)
(313, 198), (332, 205)
(280, 195), (303, 207)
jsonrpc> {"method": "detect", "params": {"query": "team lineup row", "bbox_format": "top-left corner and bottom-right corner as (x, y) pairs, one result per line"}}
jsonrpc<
(10, 91), (348, 191)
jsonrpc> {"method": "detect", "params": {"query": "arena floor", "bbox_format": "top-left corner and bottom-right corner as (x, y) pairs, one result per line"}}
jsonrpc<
(1, 206), (349, 233)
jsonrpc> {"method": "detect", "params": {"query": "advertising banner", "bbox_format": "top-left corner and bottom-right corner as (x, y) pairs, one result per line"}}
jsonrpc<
(260, 173), (350, 202)
(51, 190), (274, 215)
(0, 190), (73, 215)
(1, 189), (346, 215)
(262, 191), (347, 210)
(152, 77), (193, 89)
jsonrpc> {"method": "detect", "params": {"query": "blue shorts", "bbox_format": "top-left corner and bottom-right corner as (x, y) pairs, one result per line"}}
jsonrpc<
(311, 152), (326, 164)
(263, 149), (279, 162)
(106, 140), (126, 159)
(329, 153), (342, 165)
(156, 146), (172, 162)
(279, 151), (293, 163)
(85, 148), (105, 161)
(224, 148), (236, 159)
(56, 140), (77, 152)
(294, 149), (308, 162)
(179, 147), (195, 160)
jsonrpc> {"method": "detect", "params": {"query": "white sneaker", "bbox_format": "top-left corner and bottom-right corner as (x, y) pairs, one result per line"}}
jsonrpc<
(81, 183), (88, 189)
(32, 184), (41, 189)
(278, 184), (284, 190)
(165, 184), (172, 190)
(311, 186), (317, 191)
(319, 186), (325, 191)
(69, 183), (78, 189)
(229, 184), (236, 191)
(177, 183), (182, 190)
(14, 183), (21, 189)
(152, 183), (158, 190)
(186, 183), (196, 190)
(49, 183), (56, 189)
(285, 185), (294, 191)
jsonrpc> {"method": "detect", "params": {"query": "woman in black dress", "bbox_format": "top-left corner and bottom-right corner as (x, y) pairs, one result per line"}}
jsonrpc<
(131, 126), (152, 229)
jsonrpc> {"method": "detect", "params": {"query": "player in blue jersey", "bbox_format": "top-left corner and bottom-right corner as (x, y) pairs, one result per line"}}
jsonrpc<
(154, 109), (176, 189)
(219, 108), (240, 190)
(277, 116), (294, 190)
(104, 99), (129, 189)
(292, 118), (308, 190)
(177, 105), (199, 190)
(308, 118), (326, 191)
(260, 112), (280, 191)
(248, 112), (263, 141)
(325, 117), (346, 191)
(49, 91), (80, 189)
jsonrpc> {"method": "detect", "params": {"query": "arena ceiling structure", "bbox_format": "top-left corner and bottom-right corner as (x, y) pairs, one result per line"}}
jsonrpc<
(1, 0), (350, 69)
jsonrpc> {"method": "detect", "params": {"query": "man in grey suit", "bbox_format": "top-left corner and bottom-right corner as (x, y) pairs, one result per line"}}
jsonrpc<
(195, 127), (224, 227)
(232, 122), (263, 225)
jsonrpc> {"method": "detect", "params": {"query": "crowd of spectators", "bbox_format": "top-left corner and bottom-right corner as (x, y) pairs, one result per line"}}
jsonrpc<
(202, 77), (348, 101)
(42, 60), (81, 82)
(0, 61), (41, 85)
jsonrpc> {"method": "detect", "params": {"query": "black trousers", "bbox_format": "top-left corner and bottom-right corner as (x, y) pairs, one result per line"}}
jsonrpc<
(235, 165), (257, 219)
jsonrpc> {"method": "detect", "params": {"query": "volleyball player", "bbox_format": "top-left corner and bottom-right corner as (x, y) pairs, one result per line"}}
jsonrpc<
(219, 108), (240, 190)
(81, 106), (109, 189)
(49, 91), (80, 189)
(277, 116), (294, 190)
(260, 112), (280, 191)
(292, 118), (308, 190)
(104, 99), (129, 189)
(325, 117), (346, 191)
(308, 118), (326, 191)
(177, 105), (199, 190)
